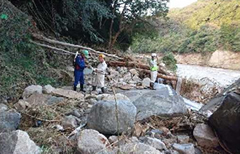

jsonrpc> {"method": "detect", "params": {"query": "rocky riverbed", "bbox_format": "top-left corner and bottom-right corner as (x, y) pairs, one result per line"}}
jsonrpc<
(0, 66), (229, 154)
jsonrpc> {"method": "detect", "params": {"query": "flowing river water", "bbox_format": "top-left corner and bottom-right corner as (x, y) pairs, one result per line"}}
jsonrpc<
(176, 64), (240, 88)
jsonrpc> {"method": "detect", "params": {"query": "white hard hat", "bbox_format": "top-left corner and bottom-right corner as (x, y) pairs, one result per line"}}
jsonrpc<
(151, 53), (157, 57)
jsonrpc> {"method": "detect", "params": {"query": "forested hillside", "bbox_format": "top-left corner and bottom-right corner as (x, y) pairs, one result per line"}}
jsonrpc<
(0, 0), (168, 98)
(131, 0), (240, 53)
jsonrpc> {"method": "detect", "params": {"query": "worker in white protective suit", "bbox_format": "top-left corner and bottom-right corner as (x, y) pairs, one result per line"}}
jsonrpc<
(92, 54), (108, 93)
(149, 53), (158, 89)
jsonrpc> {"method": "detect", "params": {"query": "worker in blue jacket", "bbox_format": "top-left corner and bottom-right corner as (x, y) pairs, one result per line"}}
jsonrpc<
(73, 50), (89, 92)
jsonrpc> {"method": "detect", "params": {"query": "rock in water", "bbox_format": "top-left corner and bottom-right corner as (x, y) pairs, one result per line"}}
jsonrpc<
(87, 100), (137, 135)
(122, 88), (188, 120)
(0, 130), (40, 154)
(0, 110), (21, 132)
(22, 85), (42, 99)
(209, 92), (240, 153)
(77, 129), (111, 154)
(193, 123), (219, 148)
(43, 85), (55, 94)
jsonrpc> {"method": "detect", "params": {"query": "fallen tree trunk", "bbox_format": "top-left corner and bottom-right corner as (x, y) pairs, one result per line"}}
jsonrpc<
(137, 69), (178, 81)
(32, 33), (123, 60)
(108, 61), (171, 76)
(30, 41), (75, 55)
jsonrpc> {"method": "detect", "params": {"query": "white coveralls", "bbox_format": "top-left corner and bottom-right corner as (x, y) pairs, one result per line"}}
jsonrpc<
(93, 61), (107, 88)
(149, 59), (158, 83)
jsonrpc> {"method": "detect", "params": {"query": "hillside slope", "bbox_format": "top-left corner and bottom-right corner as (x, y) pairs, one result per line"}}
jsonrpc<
(168, 0), (240, 29)
(131, 0), (240, 54)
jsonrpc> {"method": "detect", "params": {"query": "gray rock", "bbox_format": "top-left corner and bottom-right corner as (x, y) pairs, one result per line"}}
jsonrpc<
(115, 143), (163, 154)
(142, 78), (151, 87)
(97, 93), (130, 102)
(132, 75), (141, 82)
(52, 88), (84, 99)
(26, 93), (50, 106)
(123, 72), (132, 82)
(0, 103), (8, 112)
(173, 143), (195, 154)
(0, 130), (40, 154)
(129, 69), (138, 76)
(62, 115), (78, 129)
(46, 96), (64, 105)
(177, 135), (190, 144)
(146, 129), (164, 139)
(77, 129), (111, 154)
(0, 110), (21, 132)
(87, 100), (137, 135)
(121, 89), (188, 120)
(140, 137), (167, 150)
(193, 123), (219, 148)
(14, 100), (31, 111)
(109, 135), (118, 144)
(43, 85), (55, 94)
(22, 85), (42, 99)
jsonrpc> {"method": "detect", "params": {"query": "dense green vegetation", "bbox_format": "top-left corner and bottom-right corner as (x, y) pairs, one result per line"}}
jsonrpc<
(131, 0), (240, 54)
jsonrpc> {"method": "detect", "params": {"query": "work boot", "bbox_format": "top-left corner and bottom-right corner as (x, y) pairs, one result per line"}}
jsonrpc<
(101, 87), (105, 94)
(150, 82), (154, 90)
(73, 86), (77, 91)
(92, 86), (96, 91)
(80, 84), (86, 92)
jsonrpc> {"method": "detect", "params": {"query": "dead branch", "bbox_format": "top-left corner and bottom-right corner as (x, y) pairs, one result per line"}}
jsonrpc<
(19, 111), (61, 123)
(32, 33), (123, 60)
(107, 61), (169, 75)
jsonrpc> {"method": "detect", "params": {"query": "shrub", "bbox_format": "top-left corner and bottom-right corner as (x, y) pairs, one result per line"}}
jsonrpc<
(162, 52), (177, 72)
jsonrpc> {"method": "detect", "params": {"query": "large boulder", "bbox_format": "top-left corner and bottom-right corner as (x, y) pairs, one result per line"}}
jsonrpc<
(77, 129), (111, 154)
(97, 93), (131, 102)
(87, 99), (137, 135)
(193, 123), (219, 148)
(22, 85), (42, 99)
(209, 92), (240, 153)
(0, 130), (40, 154)
(0, 110), (21, 132)
(121, 87), (188, 120)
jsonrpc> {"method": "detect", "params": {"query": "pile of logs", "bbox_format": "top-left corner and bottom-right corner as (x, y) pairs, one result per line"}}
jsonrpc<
(31, 33), (178, 88)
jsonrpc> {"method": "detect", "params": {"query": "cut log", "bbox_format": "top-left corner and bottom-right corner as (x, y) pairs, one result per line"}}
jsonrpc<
(107, 61), (171, 76)
(32, 33), (123, 60)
